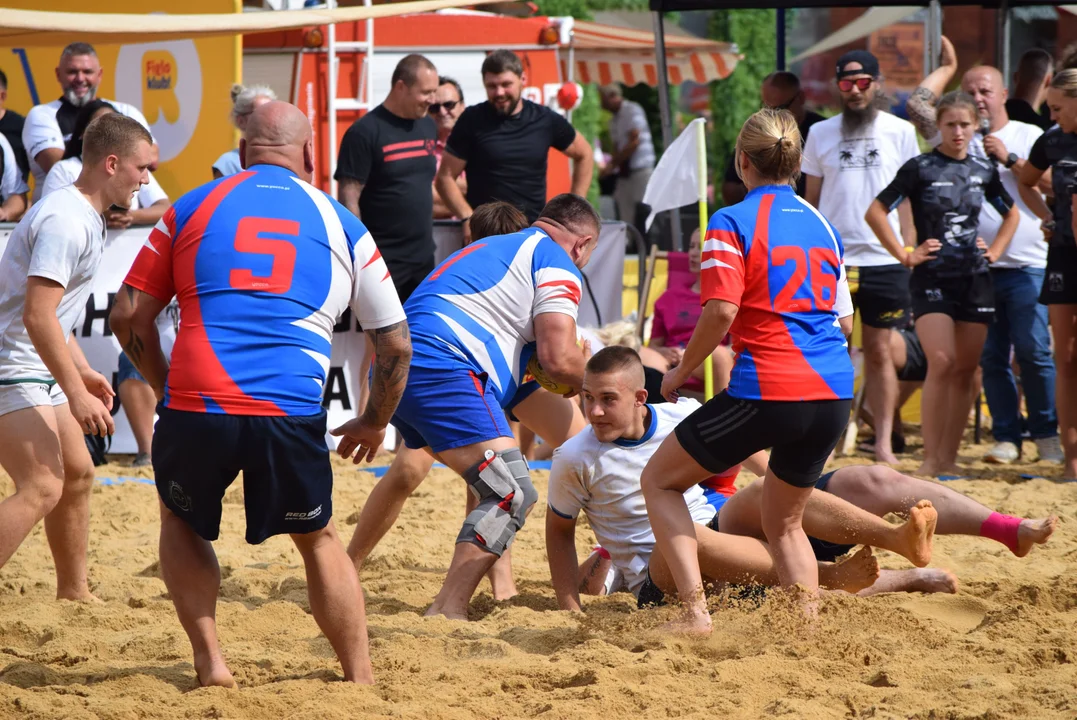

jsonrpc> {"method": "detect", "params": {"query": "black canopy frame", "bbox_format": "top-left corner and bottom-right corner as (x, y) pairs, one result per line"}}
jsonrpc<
(647, 0), (1069, 248)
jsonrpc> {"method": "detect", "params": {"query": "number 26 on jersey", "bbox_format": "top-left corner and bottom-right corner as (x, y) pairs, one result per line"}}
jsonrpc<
(772, 246), (839, 313)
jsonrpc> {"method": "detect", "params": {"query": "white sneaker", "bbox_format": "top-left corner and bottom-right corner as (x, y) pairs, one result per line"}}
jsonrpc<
(1035, 436), (1064, 464)
(985, 441), (1020, 464)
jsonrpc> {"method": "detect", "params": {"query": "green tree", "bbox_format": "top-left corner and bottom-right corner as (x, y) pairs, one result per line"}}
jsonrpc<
(708, 9), (779, 206)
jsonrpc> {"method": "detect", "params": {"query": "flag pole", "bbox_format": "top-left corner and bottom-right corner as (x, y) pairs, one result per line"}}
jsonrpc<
(696, 119), (714, 400)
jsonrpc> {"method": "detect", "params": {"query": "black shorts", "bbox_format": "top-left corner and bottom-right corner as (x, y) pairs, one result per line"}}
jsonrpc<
(153, 406), (333, 544)
(910, 270), (994, 323)
(392, 257), (437, 304)
(851, 264), (913, 329)
(1041, 244), (1077, 305)
(674, 392), (851, 488)
(897, 328), (927, 383)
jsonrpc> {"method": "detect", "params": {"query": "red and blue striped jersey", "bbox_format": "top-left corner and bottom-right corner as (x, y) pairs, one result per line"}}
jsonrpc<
(701, 184), (853, 401)
(123, 164), (406, 416)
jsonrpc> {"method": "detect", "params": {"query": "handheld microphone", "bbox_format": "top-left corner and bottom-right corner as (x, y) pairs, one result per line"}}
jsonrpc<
(977, 117), (998, 164)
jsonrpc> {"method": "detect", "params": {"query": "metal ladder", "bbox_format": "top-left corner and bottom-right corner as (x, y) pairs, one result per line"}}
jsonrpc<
(326, 0), (374, 197)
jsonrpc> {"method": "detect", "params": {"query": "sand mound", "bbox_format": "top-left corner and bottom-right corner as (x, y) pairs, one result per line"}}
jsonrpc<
(1, 440), (1076, 718)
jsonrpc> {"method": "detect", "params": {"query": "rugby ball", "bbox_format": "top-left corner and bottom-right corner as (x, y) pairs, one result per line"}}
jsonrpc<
(526, 355), (575, 395)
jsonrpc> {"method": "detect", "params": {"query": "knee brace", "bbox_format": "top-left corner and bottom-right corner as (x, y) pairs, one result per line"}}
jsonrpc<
(457, 448), (537, 556)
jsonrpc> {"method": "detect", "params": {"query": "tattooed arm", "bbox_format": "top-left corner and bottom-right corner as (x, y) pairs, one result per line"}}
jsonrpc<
(359, 320), (412, 427)
(905, 35), (958, 140)
(108, 284), (170, 400)
(332, 319), (412, 463)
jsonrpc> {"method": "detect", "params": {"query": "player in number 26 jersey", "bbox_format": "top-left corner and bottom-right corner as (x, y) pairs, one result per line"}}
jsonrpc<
(641, 109), (855, 633)
(705, 184), (854, 402)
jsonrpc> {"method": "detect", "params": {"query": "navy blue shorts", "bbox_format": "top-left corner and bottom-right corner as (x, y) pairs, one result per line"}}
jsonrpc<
(505, 380), (541, 423)
(117, 352), (145, 385)
(391, 365), (512, 453)
(152, 405), (333, 544)
(809, 471), (855, 562)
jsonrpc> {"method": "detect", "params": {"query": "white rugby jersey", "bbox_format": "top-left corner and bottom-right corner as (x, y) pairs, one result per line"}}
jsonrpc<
(548, 398), (716, 595)
(404, 227), (583, 409)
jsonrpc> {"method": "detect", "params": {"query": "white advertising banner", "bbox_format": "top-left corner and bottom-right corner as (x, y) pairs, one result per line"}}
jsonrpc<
(0, 220), (627, 455)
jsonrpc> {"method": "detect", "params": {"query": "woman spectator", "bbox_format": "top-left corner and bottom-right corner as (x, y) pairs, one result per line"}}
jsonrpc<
(212, 84), (276, 179)
(1019, 69), (1077, 481)
(868, 92), (1019, 478)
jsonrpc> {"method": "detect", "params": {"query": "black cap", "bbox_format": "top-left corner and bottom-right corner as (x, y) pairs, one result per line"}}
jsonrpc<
(836, 50), (880, 80)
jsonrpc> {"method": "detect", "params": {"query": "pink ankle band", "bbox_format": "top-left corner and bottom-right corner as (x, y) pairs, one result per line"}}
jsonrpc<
(980, 512), (1022, 554)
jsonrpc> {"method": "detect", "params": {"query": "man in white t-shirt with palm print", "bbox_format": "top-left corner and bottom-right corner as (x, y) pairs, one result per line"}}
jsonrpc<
(905, 36), (1062, 467)
(802, 50), (921, 467)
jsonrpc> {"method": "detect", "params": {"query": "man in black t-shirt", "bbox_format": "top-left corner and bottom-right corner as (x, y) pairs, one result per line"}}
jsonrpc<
(1005, 49), (1054, 132)
(720, 71), (824, 206)
(336, 54), (439, 302)
(435, 50), (594, 243)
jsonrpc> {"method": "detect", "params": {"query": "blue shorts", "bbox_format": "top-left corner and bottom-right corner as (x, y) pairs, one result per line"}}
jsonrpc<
(117, 352), (145, 385)
(391, 365), (512, 453)
(505, 380), (541, 423)
(153, 405), (332, 544)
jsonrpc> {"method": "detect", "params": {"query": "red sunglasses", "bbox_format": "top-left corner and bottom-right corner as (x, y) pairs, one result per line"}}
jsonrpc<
(838, 77), (874, 92)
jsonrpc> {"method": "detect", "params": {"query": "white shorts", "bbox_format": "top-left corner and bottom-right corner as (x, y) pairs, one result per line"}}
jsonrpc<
(0, 382), (68, 418)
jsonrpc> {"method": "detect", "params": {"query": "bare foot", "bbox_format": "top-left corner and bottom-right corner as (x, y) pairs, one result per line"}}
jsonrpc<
(821, 546), (879, 593)
(1014, 516), (1058, 558)
(56, 588), (103, 604)
(875, 448), (900, 465)
(914, 462), (940, 478)
(895, 500), (937, 567)
(660, 604), (712, 635)
(857, 568), (958, 596)
(904, 568), (959, 594)
(195, 655), (236, 689)
(424, 604), (469, 621)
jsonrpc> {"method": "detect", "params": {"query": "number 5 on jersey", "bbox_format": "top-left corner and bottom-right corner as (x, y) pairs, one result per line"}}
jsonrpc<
(229, 217), (298, 294)
(772, 246), (839, 313)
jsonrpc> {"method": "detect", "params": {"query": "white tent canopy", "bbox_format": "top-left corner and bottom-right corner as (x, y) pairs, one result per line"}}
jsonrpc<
(790, 6), (921, 63)
(0, 0), (502, 46)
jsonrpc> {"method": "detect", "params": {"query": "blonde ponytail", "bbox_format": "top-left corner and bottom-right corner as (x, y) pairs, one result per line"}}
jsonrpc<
(735, 108), (802, 184)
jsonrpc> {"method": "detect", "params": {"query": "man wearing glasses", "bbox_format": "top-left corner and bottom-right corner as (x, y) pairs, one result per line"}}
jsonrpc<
(720, 71), (825, 205)
(432, 76), (468, 219)
(801, 50), (920, 465)
(336, 54), (439, 304)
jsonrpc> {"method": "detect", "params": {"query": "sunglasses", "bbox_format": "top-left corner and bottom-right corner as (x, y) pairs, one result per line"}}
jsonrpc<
(428, 101), (459, 114)
(838, 77), (874, 93)
(764, 91), (801, 111)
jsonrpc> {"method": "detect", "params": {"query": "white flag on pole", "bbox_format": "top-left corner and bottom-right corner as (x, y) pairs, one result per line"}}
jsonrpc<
(642, 117), (707, 231)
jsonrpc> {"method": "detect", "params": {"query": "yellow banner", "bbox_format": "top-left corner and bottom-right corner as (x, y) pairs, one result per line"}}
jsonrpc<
(1, 0), (238, 200)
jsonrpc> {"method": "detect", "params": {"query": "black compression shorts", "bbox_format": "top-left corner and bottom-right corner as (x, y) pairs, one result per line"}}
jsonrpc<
(674, 392), (851, 488)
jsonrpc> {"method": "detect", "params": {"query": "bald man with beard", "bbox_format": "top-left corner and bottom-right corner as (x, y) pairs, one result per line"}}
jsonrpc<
(110, 101), (411, 687)
(906, 37), (1063, 468)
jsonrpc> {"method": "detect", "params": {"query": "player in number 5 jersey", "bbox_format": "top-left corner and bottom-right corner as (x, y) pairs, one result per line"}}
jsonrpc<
(109, 103), (411, 687)
(641, 109), (855, 633)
